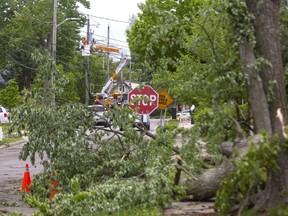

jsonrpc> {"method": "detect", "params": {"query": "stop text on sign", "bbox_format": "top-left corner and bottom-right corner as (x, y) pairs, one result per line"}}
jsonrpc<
(130, 94), (157, 106)
(128, 85), (159, 114)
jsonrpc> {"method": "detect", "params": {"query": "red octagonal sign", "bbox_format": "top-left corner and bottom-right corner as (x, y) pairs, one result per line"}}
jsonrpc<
(128, 85), (159, 114)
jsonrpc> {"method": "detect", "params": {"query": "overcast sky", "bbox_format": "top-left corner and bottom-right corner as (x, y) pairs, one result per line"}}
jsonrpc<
(78, 0), (145, 54)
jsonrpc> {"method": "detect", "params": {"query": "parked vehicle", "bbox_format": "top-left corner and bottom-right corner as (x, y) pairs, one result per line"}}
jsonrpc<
(0, 106), (9, 123)
(177, 109), (191, 118)
(134, 114), (150, 130)
(88, 105), (111, 127)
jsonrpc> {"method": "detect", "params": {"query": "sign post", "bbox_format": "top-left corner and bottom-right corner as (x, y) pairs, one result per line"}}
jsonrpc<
(158, 89), (174, 129)
(128, 85), (159, 115)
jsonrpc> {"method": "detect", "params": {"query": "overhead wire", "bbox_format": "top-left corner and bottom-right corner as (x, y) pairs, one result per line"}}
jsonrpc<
(79, 13), (132, 53)
(0, 35), (89, 83)
(0, 37), (40, 71)
(0, 49), (39, 71)
(1, 8), (137, 95)
(0, 11), (134, 71)
(78, 30), (129, 48)
(88, 14), (130, 24)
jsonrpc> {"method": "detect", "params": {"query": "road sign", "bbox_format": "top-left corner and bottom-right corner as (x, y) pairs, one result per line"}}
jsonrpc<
(158, 89), (174, 110)
(128, 85), (159, 114)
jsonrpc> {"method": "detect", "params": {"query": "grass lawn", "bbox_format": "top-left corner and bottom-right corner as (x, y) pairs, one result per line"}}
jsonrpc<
(98, 206), (162, 216)
(156, 119), (180, 133)
(0, 123), (23, 147)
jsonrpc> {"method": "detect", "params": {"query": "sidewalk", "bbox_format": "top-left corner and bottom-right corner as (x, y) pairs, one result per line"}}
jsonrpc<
(178, 121), (194, 129)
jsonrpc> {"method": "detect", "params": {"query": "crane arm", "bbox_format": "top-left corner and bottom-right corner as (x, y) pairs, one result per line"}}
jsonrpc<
(101, 57), (129, 94)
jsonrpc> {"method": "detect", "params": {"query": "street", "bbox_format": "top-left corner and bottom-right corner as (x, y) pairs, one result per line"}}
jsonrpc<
(0, 141), (43, 215)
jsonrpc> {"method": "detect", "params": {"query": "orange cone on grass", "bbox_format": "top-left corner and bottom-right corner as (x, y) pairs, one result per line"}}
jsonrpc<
(21, 163), (31, 192)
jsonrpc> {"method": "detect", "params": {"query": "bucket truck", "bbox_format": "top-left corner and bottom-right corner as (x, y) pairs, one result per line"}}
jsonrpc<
(92, 44), (131, 108)
(95, 57), (129, 108)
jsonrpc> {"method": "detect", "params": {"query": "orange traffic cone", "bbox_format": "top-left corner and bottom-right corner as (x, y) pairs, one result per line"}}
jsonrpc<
(49, 172), (58, 200)
(21, 163), (31, 192)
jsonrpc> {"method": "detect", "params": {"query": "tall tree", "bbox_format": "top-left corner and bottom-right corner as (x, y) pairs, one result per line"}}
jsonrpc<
(127, 0), (201, 82)
(0, 0), (89, 91)
(0, 79), (21, 109)
(227, 0), (288, 211)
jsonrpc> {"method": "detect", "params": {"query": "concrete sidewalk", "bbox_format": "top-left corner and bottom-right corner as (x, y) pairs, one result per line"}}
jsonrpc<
(178, 121), (194, 129)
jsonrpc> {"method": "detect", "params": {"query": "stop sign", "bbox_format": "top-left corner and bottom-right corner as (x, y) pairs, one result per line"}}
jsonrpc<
(128, 85), (159, 114)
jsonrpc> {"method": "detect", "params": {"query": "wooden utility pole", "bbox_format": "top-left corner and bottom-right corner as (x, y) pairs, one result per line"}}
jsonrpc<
(51, 0), (57, 106)
(85, 16), (90, 106)
(106, 24), (110, 81)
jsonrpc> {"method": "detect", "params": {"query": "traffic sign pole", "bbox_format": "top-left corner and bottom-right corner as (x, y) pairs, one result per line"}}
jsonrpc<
(158, 89), (174, 130)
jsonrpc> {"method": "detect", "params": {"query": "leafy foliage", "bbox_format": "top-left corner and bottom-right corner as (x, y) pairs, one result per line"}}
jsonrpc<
(0, 79), (21, 109)
(128, 0), (250, 149)
(8, 71), (182, 214)
(0, 0), (88, 91)
(4, 0), (288, 214)
(127, 0), (199, 82)
(11, 101), (180, 214)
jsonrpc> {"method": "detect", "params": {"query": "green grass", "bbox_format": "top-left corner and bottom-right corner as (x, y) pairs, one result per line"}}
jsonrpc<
(97, 206), (162, 216)
(1, 123), (11, 133)
(0, 123), (23, 146)
(156, 119), (180, 133)
(164, 119), (179, 130)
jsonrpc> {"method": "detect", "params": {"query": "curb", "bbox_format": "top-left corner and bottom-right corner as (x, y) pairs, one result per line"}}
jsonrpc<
(0, 139), (27, 150)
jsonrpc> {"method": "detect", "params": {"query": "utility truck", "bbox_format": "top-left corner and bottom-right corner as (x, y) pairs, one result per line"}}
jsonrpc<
(92, 44), (132, 108)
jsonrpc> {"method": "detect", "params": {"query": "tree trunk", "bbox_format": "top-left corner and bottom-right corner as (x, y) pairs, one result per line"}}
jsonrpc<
(245, 0), (288, 132)
(239, 0), (288, 211)
(238, 36), (272, 135)
(178, 0), (288, 211)
(179, 137), (255, 201)
(181, 159), (233, 201)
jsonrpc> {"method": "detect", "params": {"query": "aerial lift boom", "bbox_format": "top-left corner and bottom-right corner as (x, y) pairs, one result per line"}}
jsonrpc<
(100, 57), (129, 95)
(92, 44), (130, 107)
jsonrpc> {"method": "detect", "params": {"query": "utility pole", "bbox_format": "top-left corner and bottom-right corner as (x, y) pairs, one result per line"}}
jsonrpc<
(129, 61), (132, 88)
(51, 0), (57, 106)
(51, 0), (79, 106)
(85, 16), (90, 106)
(106, 24), (110, 81)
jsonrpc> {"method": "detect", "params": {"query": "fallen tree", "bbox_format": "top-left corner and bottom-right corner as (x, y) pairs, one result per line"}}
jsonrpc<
(176, 135), (264, 201)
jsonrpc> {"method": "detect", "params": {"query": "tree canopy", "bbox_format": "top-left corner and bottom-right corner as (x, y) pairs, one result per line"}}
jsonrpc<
(1, 0), (288, 215)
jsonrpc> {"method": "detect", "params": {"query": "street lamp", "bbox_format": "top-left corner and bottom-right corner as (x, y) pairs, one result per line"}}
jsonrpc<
(57, 17), (79, 28)
(51, 0), (79, 106)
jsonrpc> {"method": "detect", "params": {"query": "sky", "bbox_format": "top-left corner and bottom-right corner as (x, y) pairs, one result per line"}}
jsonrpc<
(78, 0), (145, 56)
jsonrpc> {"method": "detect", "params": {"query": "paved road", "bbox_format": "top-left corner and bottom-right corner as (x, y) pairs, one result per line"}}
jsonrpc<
(0, 141), (43, 215)
(0, 142), (43, 181)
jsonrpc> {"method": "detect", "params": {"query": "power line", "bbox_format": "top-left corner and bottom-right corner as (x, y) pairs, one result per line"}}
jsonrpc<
(79, 30), (129, 45)
(0, 50), (39, 71)
(88, 14), (130, 24)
